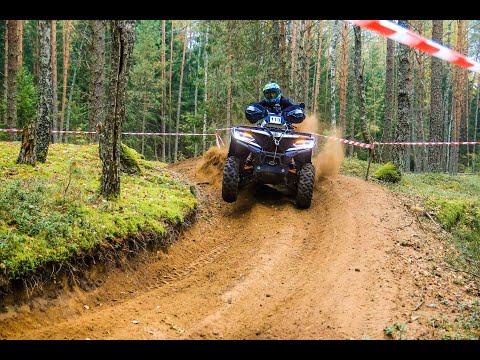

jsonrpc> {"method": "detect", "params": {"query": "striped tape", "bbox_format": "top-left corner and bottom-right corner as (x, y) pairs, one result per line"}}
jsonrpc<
(312, 133), (375, 149)
(3, 128), (478, 147)
(0, 129), (216, 136)
(348, 20), (480, 74)
(376, 141), (480, 145)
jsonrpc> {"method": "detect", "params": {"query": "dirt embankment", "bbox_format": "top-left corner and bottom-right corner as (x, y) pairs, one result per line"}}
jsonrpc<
(0, 143), (477, 340)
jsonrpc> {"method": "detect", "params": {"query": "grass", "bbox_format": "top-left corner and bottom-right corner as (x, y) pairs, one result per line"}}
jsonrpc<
(0, 142), (198, 290)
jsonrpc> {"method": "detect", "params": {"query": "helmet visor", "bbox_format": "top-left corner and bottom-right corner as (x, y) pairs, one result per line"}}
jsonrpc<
(264, 91), (279, 100)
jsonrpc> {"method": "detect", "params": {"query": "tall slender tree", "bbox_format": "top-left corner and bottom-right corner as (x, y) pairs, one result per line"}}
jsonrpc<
(6, 20), (20, 139)
(329, 20), (338, 130)
(339, 21), (349, 136)
(59, 20), (71, 142)
(174, 24), (187, 163)
(3, 21), (8, 124)
(449, 20), (466, 174)
(100, 20), (135, 198)
(428, 20), (444, 172)
(313, 20), (323, 117)
(88, 20), (106, 143)
(392, 20), (411, 172)
(161, 19), (166, 162)
(382, 35), (395, 162)
(51, 20), (58, 142)
(353, 25), (374, 146)
(202, 24), (209, 153)
(17, 20), (23, 67)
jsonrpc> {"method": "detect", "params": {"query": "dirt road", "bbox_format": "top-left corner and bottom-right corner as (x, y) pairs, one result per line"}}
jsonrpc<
(0, 148), (474, 340)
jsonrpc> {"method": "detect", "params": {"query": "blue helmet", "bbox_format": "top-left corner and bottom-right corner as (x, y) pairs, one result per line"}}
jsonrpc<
(262, 81), (282, 104)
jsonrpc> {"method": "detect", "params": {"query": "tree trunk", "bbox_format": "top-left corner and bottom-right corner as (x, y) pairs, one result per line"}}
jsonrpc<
(141, 88), (147, 156)
(448, 20), (465, 174)
(100, 20), (135, 198)
(382, 36), (395, 162)
(34, 20), (39, 81)
(65, 24), (87, 144)
(161, 20), (166, 162)
(329, 20), (338, 130)
(17, 20), (23, 67)
(6, 20), (19, 140)
(289, 20), (298, 95)
(17, 122), (36, 165)
(473, 74), (479, 173)
(324, 22), (332, 114)
(313, 20), (323, 117)
(35, 20), (53, 163)
(3, 21), (8, 125)
(226, 20), (233, 129)
(339, 21), (348, 136)
(168, 20), (174, 162)
(392, 20), (411, 172)
(428, 20), (444, 172)
(88, 20), (106, 144)
(280, 20), (286, 86)
(414, 21), (427, 172)
(51, 20), (58, 143)
(59, 20), (71, 143)
(443, 21), (453, 172)
(193, 27), (202, 158)
(353, 25), (374, 148)
(174, 25), (187, 163)
(202, 25), (209, 153)
(303, 20), (313, 109)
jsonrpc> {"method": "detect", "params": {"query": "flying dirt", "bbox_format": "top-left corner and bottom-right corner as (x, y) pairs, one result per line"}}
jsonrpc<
(0, 139), (475, 340)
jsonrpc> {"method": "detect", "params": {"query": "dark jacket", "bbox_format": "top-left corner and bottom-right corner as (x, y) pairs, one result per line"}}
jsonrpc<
(245, 96), (306, 124)
(257, 96), (295, 113)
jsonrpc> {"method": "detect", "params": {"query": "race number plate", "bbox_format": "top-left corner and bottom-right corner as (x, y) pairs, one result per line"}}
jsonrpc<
(269, 116), (282, 124)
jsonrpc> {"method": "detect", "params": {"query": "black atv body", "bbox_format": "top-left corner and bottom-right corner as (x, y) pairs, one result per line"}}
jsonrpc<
(222, 104), (316, 208)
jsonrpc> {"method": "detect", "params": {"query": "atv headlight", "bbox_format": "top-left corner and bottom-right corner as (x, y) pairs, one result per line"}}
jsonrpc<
(233, 129), (260, 147)
(291, 138), (315, 149)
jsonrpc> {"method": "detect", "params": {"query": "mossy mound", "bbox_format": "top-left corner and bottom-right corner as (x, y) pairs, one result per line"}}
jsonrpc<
(120, 143), (142, 175)
(373, 162), (402, 183)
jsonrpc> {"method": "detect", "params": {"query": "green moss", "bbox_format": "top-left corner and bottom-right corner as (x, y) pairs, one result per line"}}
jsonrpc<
(120, 143), (142, 175)
(0, 142), (197, 283)
(373, 162), (402, 183)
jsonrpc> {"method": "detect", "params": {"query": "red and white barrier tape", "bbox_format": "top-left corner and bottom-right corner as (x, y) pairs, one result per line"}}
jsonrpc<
(312, 133), (375, 149)
(0, 128), (216, 136)
(3, 128), (478, 148)
(376, 141), (480, 146)
(348, 20), (480, 74)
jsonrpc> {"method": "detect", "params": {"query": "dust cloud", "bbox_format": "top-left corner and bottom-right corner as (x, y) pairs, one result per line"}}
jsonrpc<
(295, 114), (319, 134)
(196, 146), (228, 187)
(314, 138), (345, 179)
(295, 114), (345, 179)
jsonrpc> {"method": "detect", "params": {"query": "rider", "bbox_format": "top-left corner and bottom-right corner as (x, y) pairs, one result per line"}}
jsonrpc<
(244, 81), (305, 172)
(245, 81), (305, 123)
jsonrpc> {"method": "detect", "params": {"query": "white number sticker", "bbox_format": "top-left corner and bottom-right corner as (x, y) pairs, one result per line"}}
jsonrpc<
(269, 116), (282, 124)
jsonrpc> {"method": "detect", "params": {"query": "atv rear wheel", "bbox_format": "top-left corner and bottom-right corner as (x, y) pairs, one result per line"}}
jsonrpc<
(222, 156), (240, 203)
(295, 163), (315, 209)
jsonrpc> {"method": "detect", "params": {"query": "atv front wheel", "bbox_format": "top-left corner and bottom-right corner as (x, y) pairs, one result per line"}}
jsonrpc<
(295, 163), (315, 209)
(222, 156), (240, 203)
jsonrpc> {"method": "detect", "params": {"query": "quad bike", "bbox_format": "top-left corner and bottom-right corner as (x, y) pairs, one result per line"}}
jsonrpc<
(221, 103), (316, 209)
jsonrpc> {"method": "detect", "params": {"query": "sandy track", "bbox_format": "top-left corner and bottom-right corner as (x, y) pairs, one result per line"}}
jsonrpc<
(0, 152), (471, 340)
